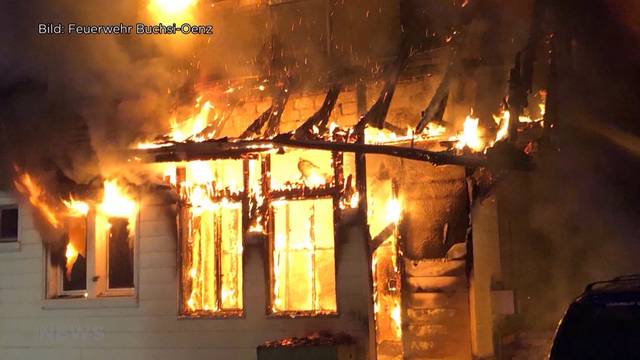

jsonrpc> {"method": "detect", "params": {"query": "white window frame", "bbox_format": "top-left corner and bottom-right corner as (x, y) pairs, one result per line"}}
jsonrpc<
(0, 205), (20, 243)
(0, 192), (20, 253)
(45, 209), (139, 301)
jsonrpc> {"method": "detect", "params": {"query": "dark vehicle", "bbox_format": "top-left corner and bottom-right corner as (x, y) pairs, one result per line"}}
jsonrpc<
(549, 275), (640, 360)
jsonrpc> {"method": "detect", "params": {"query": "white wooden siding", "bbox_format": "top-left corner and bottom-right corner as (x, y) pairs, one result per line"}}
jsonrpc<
(0, 192), (371, 360)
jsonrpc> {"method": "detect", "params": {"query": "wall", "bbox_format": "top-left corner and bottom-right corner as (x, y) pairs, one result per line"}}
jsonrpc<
(0, 192), (370, 360)
(0, 69), (472, 360)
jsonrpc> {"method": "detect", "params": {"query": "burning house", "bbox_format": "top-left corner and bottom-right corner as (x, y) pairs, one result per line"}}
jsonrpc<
(0, 0), (568, 359)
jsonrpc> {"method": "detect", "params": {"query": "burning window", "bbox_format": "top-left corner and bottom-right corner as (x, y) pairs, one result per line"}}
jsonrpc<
(62, 212), (88, 292)
(178, 160), (245, 316)
(0, 206), (19, 242)
(96, 180), (137, 291)
(18, 178), (141, 299)
(270, 198), (337, 314)
(267, 149), (341, 315)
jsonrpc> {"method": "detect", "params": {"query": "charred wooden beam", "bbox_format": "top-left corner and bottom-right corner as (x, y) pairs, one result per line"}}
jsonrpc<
(507, 0), (547, 139)
(240, 90), (289, 139)
(271, 135), (495, 168)
(415, 66), (454, 133)
(369, 223), (396, 253)
(132, 135), (527, 169)
(353, 54), (409, 134)
(293, 84), (342, 140)
(264, 94), (289, 138)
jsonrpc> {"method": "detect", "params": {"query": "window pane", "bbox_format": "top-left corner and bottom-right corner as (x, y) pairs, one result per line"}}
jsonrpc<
(62, 217), (87, 291)
(0, 208), (18, 240)
(220, 206), (243, 310)
(270, 149), (334, 189)
(184, 203), (243, 314)
(108, 217), (134, 289)
(271, 198), (336, 313)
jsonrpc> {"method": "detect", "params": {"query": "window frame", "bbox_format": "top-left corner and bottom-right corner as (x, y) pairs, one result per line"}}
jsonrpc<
(264, 150), (343, 317)
(45, 208), (139, 301)
(177, 159), (249, 319)
(0, 204), (20, 243)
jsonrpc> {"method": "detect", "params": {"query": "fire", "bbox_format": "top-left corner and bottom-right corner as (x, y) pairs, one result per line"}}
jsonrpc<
(13, 172), (61, 229)
(391, 301), (402, 338)
(147, 0), (197, 22)
(494, 110), (510, 143)
(454, 113), (484, 152)
(136, 99), (216, 149)
(169, 101), (214, 143)
(99, 180), (137, 219)
(349, 191), (360, 209)
(425, 122), (447, 137)
(365, 123), (446, 145)
(385, 197), (402, 225)
(63, 197), (89, 217)
(64, 243), (79, 280)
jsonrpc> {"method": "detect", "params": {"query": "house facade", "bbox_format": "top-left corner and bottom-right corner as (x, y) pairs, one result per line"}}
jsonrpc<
(0, 1), (546, 359)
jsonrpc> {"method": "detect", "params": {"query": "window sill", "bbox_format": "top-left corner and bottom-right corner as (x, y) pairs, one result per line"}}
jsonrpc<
(0, 241), (20, 253)
(267, 311), (339, 319)
(42, 296), (138, 310)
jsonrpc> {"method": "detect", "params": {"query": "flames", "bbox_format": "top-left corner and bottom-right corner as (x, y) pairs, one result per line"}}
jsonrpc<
(452, 113), (484, 152)
(147, 0), (197, 22)
(364, 122), (446, 145)
(371, 187), (403, 352)
(99, 180), (137, 220)
(13, 171), (137, 281)
(64, 243), (79, 280)
(63, 197), (90, 217)
(494, 110), (511, 143)
(169, 100), (215, 143)
(137, 98), (218, 149)
(14, 172), (61, 229)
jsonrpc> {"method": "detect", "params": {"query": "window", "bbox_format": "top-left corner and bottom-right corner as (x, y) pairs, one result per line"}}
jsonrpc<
(270, 198), (336, 313)
(0, 206), (19, 242)
(61, 215), (87, 292)
(172, 150), (345, 317)
(266, 149), (340, 315)
(46, 183), (138, 299)
(178, 160), (245, 317)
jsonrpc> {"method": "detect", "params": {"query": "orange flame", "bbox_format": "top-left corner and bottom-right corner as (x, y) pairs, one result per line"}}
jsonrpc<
(65, 243), (79, 280)
(99, 180), (137, 219)
(147, 0), (197, 22)
(13, 172), (61, 229)
(454, 112), (484, 152)
(494, 110), (510, 143)
(63, 197), (89, 217)
(169, 100), (214, 143)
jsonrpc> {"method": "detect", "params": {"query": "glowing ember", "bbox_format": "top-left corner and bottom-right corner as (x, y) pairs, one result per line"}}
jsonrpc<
(365, 122), (447, 145)
(425, 122), (447, 137)
(349, 191), (360, 209)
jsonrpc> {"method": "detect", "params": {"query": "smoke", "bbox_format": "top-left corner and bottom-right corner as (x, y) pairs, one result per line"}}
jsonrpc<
(500, 0), (640, 329)
(0, 1), (180, 183)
